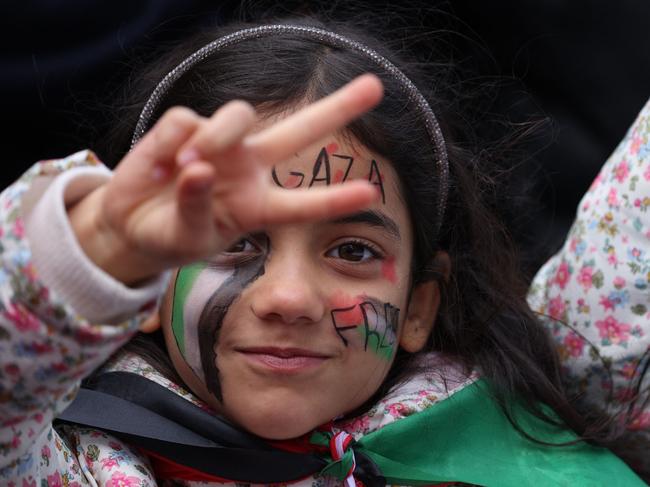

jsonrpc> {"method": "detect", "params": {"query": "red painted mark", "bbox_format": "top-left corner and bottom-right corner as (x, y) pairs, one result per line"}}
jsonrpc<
(285, 174), (301, 188)
(333, 169), (345, 184)
(329, 291), (365, 325)
(381, 256), (397, 284)
(326, 142), (339, 154)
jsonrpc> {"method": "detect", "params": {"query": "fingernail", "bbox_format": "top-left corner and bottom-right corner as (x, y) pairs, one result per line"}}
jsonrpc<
(177, 148), (200, 166)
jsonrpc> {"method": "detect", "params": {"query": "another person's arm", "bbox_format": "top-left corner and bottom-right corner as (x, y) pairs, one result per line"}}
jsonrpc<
(528, 98), (650, 476)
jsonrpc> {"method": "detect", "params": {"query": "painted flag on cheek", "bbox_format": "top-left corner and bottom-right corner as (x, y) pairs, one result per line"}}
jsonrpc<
(171, 263), (235, 383)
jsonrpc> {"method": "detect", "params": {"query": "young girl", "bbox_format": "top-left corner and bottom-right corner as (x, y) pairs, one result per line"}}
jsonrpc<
(0, 16), (648, 486)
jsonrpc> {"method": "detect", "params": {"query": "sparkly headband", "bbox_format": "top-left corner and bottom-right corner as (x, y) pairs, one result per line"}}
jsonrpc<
(131, 24), (449, 233)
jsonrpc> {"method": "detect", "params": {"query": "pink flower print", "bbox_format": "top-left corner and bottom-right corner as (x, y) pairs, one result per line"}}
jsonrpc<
(629, 247), (644, 262)
(589, 172), (603, 190)
(599, 295), (615, 311)
(631, 134), (642, 155)
(553, 261), (571, 289)
(634, 196), (650, 211)
(106, 471), (142, 487)
(4, 363), (19, 376)
(576, 266), (593, 290)
(387, 402), (409, 418)
(548, 295), (566, 321)
(101, 457), (119, 470)
(41, 444), (51, 465)
(563, 332), (585, 358)
(108, 441), (123, 451)
(607, 253), (618, 266)
(22, 262), (38, 282)
(595, 316), (631, 345)
(21, 479), (36, 487)
(613, 160), (629, 183)
(11, 431), (21, 449)
(576, 298), (590, 314)
(613, 276), (626, 289)
(607, 187), (619, 207)
(46, 472), (62, 487)
(4, 302), (41, 333)
(12, 218), (24, 238)
(644, 165), (650, 181)
(629, 411), (650, 431)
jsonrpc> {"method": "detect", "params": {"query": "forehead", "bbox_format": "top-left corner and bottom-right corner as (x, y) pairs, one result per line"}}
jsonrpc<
(271, 133), (403, 207)
(268, 132), (413, 249)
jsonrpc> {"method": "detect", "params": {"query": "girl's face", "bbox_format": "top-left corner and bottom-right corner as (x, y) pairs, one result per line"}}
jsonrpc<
(159, 134), (439, 439)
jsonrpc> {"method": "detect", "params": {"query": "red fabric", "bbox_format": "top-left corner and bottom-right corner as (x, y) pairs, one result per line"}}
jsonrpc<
(141, 448), (234, 483)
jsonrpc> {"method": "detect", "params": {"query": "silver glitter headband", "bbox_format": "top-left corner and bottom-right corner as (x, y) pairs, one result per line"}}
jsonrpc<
(131, 24), (449, 233)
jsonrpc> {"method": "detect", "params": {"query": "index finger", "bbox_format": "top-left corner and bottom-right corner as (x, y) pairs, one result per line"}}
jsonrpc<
(243, 74), (383, 165)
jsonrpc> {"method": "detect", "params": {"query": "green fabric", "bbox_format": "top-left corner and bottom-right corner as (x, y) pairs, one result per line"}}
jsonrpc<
(342, 379), (646, 486)
(311, 431), (355, 481)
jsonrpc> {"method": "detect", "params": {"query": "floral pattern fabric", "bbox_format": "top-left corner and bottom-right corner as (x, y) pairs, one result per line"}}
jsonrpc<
(0, 98), (649, 485)
(528, 98), (650, 476)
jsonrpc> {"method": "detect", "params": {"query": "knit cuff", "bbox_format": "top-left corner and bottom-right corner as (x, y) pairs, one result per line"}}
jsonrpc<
(24, 166), (169, 324)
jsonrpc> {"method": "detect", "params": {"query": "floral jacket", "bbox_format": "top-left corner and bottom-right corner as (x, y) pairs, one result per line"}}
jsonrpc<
(1, 98), (649, 486)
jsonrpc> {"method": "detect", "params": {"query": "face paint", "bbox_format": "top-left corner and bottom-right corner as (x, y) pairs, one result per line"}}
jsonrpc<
(271, 147), (384, 200)
(171, 237), (268, 401)
(171, 262), (233, 382)
(381, 256), (397, 284)
(326, 142), (339, 154)
(368, 159), (386, 204)
(330, 293), (400, 361)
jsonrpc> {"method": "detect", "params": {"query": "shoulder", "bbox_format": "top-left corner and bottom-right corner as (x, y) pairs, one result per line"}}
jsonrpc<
(335, 352), (478, 438)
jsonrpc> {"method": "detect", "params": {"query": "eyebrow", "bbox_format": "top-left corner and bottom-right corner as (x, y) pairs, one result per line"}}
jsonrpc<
(329, 210), (401, 241)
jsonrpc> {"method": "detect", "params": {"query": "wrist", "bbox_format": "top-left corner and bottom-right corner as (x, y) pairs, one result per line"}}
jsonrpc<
(68, 186), (163, 285)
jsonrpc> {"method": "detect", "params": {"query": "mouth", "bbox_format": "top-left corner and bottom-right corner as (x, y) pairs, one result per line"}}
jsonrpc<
(236, 346), (331, 373)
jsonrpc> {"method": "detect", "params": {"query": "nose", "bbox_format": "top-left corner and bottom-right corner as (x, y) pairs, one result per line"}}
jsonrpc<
(250, 247), (325, 325)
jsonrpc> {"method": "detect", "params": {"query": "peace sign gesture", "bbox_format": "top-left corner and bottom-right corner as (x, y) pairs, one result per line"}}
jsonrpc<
(69, 74), (384, 284)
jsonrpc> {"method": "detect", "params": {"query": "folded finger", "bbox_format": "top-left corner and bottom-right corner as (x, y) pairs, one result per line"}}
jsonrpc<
(135, 106), (201, 168)
(244, 74), (383, 167)
(177, 100), (257, 166)
(176, 162), (217, 231)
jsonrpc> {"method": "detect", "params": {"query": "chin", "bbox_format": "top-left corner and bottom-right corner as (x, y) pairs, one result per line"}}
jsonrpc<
(223, 393), (332, 440)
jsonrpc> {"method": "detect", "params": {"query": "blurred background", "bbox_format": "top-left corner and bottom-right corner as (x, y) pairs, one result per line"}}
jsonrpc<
(3, 0), (649, 274)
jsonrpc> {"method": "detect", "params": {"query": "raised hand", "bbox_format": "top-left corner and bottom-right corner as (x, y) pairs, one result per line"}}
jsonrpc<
(69, 74), (384, 284)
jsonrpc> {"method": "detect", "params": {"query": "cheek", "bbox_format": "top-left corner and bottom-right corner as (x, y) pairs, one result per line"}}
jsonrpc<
(329, 291), (400, 361)
(170, 264), (234, 383)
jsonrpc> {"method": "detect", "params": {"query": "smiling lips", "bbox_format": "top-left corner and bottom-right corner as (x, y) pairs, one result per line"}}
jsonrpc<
(238, 347), (330, 372)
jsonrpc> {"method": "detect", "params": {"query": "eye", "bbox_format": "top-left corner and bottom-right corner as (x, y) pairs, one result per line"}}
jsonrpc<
(327, 240), (382, 263)
(209, 234), (266, 267)
(224, 238), (257, 254)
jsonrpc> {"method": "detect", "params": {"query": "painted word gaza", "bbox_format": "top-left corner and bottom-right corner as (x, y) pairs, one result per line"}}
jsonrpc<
(272, 148), (386, 203)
